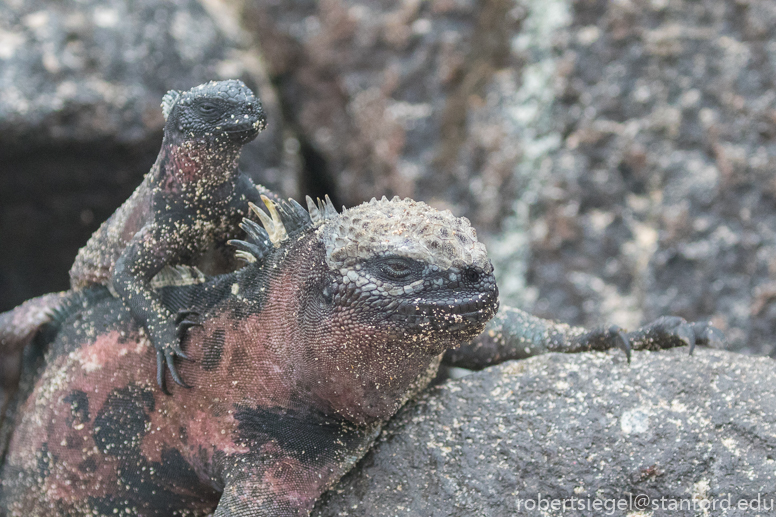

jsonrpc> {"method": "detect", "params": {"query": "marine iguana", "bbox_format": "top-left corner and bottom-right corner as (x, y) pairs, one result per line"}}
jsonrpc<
(0, 79), (279, 392)
(0, 195), (721, 516)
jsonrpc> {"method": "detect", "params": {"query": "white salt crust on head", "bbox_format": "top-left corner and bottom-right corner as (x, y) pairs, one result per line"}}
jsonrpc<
(318, 196), (491, 272)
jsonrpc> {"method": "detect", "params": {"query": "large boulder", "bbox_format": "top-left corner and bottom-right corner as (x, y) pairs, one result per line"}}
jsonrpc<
(241, 0), (524, 232)
(522, 0), (776, 357)
(0, 0), (300, 312)
(314, 348), (776, 516)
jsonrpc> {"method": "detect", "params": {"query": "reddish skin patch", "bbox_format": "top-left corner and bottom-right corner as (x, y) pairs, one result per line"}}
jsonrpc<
(5, 331), (148, 508)
(3, 227), (496, 514)
(3, 306), (356, 514)
(156, 141), (241, 202)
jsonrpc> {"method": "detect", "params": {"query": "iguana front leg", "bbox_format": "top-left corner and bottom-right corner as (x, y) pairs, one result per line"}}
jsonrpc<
(111, 222), (196, 391)
(445, 305), (725, 370)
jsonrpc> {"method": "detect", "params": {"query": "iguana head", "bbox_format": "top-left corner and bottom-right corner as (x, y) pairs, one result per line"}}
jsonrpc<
(315, 196), (497, 350)
(161, 79), (266, 145)
(228, 195), (499, 424)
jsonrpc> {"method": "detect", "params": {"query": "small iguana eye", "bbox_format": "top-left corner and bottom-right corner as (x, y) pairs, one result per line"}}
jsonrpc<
(197, 103), (218, 115)
(463, 266), (481, 283)
(379, 258), (413, 279)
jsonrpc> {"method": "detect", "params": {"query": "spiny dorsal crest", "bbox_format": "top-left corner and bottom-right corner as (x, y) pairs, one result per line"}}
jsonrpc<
(319, 196), (490, 272)
(306, 195), (339, 226)
(161, 90), (181, 121)
(229, 195), (313, 261)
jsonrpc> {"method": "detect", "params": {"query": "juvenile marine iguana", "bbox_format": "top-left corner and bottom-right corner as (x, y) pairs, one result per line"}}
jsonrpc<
(0, 195), (720, 516)
(0, 79), (278, 391)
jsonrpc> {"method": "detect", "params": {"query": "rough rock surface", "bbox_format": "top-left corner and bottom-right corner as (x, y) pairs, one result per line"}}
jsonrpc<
(242, 0), (523, 232)
(243, 0), (776, 357)
(523, 0), (776, 357)
(314, 348), (776, 516)
(0, 0), (301, 313)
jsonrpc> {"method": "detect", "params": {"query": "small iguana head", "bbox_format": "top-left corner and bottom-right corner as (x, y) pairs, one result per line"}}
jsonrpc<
(161, 79), (266, 145)
(230, 195), (499, 424)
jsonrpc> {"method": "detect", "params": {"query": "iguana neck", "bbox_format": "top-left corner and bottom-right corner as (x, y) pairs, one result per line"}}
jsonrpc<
(151, 137), (243, 202)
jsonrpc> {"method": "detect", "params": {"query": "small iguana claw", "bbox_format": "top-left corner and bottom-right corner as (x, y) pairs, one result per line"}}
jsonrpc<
(175, 309), (199, 325)
(169, 341), (190, 359)
(155, 310), (200, 393)
(156, 352), (171, 395)
(176, 310), (202, 339)
(156, 346), (192, 393)
(177, 318), (201, 339)
(689, 321), (725, 355)
(610, 326), (631, 363)
(166, 351), (191, 389)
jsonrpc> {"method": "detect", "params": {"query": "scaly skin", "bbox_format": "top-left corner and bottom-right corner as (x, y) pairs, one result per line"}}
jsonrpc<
(0, 195), (724, 516)
(0, 197), (500, 516)
(0, 80), (280, 392)
(444, 306), (724, 370)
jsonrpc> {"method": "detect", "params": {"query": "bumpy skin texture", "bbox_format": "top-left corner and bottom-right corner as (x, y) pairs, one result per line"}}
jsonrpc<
(0, 197), (499, 516)
(0, 80), (278, 390)
(0, 195), (722, 516)
(444, 307), (724, 370)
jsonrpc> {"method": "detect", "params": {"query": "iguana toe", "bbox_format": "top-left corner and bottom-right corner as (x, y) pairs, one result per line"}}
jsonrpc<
(603, 325), (632, 362)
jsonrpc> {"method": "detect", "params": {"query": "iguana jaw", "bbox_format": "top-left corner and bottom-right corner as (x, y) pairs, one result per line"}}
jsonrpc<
(297, 252), (497, 425)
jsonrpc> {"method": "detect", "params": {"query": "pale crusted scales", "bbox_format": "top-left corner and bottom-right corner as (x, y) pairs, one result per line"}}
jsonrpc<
(319, 196), (490, 272)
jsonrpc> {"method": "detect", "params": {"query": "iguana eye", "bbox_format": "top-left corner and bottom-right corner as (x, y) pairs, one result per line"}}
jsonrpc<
(379, 258), (414, 279)
(197, 102), (218, 115)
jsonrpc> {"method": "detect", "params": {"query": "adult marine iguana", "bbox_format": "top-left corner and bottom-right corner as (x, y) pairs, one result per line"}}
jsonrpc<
(0, 195), (721, 516)
(0, 79), (278, 392)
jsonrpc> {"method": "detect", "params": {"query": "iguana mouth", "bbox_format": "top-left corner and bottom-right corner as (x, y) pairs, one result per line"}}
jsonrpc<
(388, 288), (499, 329)
(225, 122), (262, 141)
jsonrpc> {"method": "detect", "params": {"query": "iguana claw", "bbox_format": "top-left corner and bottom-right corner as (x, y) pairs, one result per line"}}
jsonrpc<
(572, 316), (725, 360)
(609, 325), (631, 362)
(155, 310), (200, 392)
(175, 309), (199, 325)
(157, 346), (192, 394)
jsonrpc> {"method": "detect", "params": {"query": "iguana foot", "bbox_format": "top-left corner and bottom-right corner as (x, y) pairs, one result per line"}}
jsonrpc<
(154, 310), (201, 393)
(626, 316), (725, 354)
(574, 316), (724, 361)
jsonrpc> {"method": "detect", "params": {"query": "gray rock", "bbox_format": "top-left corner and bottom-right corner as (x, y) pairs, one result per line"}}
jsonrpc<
(314, 348), (776, 516)
(0, 0), (301, 312)
(523, 0), (776, 357)
(4, 0), (774, 351)
(243, 0), (523, 232)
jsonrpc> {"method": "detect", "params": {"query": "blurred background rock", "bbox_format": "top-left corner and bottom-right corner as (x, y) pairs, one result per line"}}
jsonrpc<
(2, 0), (775, 357)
